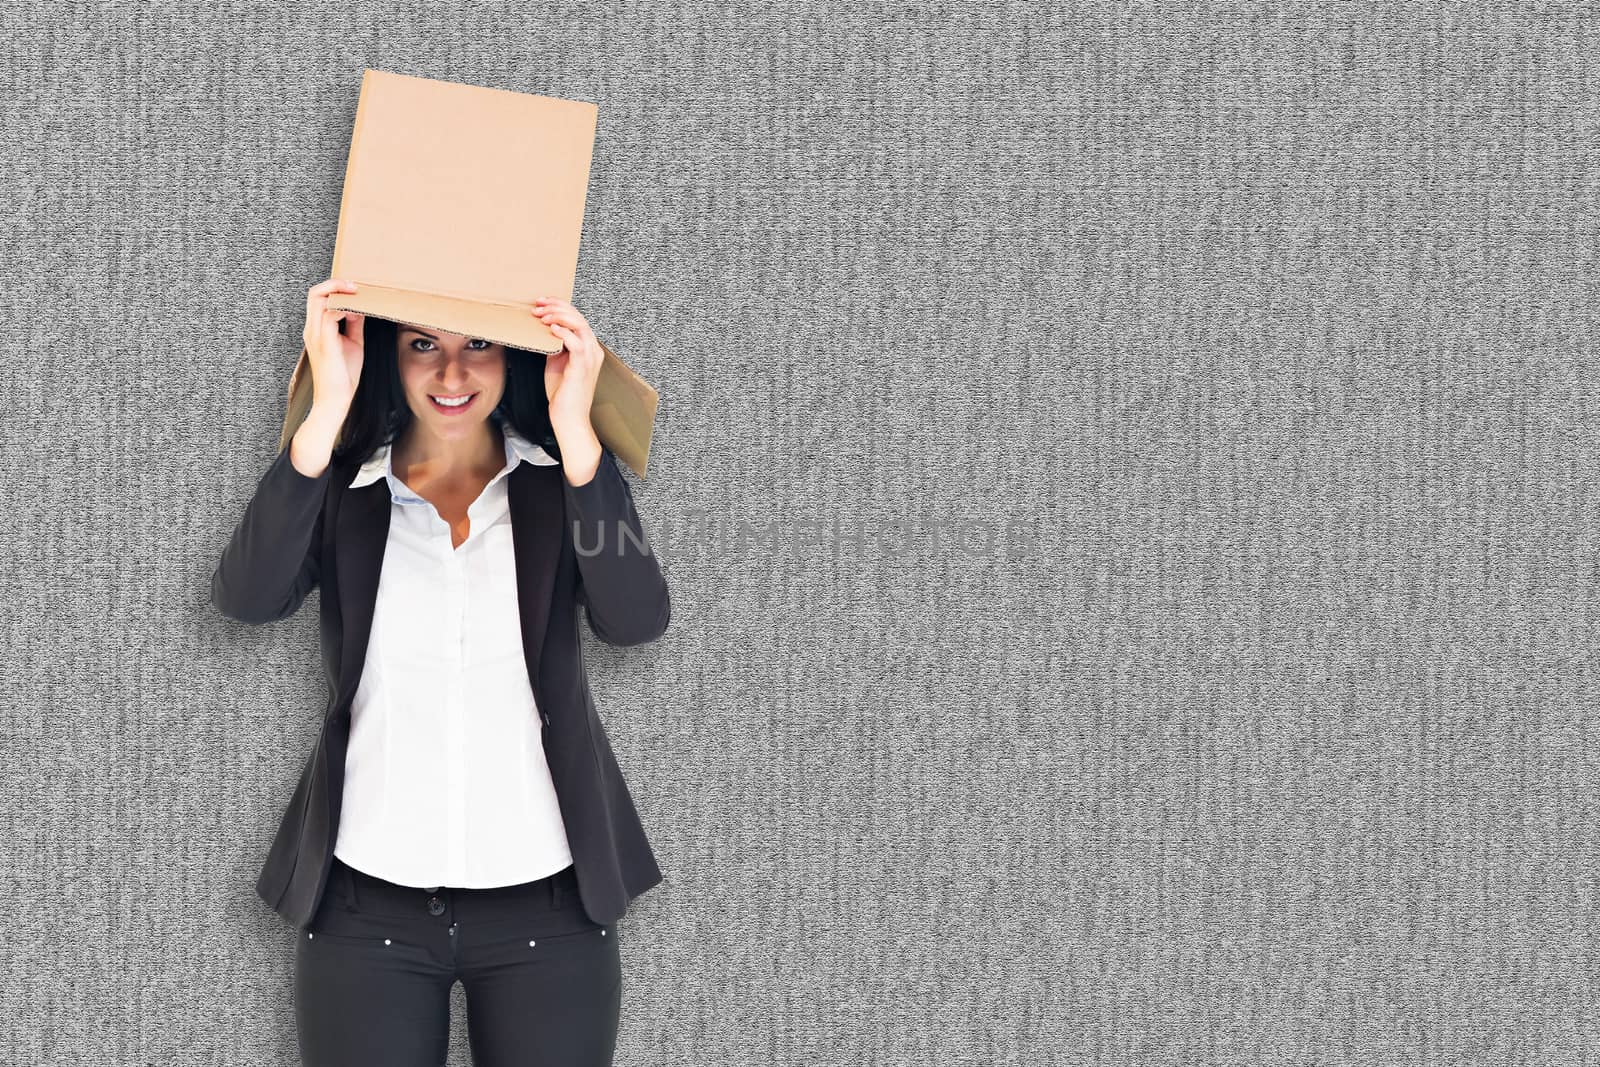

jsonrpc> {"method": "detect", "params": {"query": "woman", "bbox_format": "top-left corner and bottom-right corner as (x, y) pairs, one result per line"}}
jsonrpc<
(211, 278), (670, 1066)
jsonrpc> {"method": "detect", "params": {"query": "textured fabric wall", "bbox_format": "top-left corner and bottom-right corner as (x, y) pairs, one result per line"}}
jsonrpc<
(3, 3), (1596, 1064)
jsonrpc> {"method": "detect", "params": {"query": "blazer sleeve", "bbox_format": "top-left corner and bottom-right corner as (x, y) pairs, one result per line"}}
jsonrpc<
(564, 445), (671, 647)
(210, 440), (333, 624)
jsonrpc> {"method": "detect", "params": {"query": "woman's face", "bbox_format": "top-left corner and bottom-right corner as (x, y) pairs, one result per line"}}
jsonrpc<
(395, 325), (507, 439)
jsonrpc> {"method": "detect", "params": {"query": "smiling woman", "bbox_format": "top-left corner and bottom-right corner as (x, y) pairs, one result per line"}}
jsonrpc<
(331, 315), (566, 481)
(211, 278), (670, 1067)
(399, 326), (500, 415)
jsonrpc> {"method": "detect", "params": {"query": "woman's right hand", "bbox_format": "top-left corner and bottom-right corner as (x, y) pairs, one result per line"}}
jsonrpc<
(302, 278), (366, 419)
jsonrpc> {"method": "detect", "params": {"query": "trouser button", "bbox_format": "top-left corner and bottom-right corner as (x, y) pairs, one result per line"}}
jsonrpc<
(427, 895), (446, 916)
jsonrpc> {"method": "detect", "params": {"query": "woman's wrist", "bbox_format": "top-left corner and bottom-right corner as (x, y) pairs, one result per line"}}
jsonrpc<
(551, 417), (602, 487)
(290, 403), (345, 478)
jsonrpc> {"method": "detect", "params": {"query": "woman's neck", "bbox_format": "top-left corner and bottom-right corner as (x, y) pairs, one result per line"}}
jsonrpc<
(393, 419), (505, 486)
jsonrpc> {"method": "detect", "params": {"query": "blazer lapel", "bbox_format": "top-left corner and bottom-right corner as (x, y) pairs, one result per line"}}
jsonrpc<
(335, 479), (393, 703)
(508, 461), (563, 691)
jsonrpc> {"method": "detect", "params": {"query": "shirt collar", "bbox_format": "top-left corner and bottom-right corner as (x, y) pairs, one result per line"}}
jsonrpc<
(348, 417), (558, 494)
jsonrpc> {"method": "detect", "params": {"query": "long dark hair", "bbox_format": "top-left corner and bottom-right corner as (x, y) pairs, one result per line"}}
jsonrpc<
(329, 315), (561, 470)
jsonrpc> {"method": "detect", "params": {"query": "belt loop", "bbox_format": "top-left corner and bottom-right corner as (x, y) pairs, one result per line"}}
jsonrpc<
(551, 868), (564, 909)
(343, 861), (362, 912)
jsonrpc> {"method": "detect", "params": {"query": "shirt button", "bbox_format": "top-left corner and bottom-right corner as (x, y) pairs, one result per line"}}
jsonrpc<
(427, 895), (446, 916)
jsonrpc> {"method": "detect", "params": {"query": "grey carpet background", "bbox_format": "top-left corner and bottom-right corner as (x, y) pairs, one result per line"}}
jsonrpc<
(2, 2), (1596, 1064)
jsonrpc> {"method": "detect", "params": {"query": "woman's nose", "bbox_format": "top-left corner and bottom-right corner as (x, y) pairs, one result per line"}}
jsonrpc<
(436, 361), (473, 386)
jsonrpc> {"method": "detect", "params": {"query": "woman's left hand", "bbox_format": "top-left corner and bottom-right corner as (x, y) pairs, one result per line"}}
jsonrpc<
(535, 297), (603, 431)
(534, 297), (604, 485)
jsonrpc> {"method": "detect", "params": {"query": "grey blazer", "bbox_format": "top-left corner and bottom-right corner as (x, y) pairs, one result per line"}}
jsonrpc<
(211, 437), (670, 930)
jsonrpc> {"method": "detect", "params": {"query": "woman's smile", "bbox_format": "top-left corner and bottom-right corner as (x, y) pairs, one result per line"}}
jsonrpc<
(428, 391), (479, 414)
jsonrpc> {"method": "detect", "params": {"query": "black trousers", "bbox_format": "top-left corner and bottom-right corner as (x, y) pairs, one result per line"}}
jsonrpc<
(294, 854), (622, 1066)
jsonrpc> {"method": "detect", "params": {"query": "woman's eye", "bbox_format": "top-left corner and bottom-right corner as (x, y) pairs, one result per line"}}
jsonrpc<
(409, 338), (489, 351)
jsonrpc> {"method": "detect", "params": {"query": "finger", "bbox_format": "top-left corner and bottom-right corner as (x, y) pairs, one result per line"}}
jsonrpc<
(548, 323), (597, 368)
(309, 278), (358, 302)
(534, 304), (581, 325)
(322, 306), (344, 352)
(538, 309), (592, 342)
(307, 285), (333, 319)
(548, 322), (578, 353)
(533, 305), (582, 329)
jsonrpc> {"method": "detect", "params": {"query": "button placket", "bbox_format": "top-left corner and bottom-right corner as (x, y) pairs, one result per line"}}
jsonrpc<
(444, 526), (467, 884)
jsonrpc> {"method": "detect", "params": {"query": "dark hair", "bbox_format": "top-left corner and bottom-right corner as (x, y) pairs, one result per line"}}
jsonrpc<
(329, 315), (561, 469)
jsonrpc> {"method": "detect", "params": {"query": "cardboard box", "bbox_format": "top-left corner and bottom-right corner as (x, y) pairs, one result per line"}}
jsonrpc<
(278, 69), (659, 478)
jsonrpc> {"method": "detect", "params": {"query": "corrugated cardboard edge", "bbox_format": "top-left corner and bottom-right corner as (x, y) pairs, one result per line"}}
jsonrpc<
(277, 337), (656, 480)
(325, 69), (373, 282)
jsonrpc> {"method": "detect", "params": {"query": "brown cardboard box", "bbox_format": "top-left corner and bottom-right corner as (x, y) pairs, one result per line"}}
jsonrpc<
(278, 69), (660, 478)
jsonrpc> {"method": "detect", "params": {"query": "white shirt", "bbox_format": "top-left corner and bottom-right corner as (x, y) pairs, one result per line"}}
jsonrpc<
(332, 414), (576, 889)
